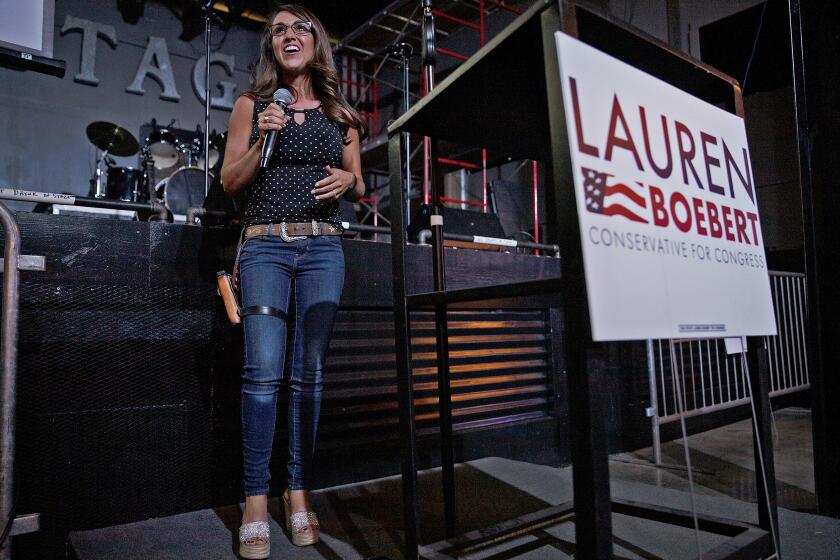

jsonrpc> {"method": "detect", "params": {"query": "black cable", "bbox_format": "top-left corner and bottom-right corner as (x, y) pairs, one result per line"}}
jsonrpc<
(742, 0), (769, 93)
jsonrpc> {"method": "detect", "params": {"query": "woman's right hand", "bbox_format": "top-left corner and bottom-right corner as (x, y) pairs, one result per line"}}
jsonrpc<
(222, 96), (291, 196)
(256, 103), (290, 143)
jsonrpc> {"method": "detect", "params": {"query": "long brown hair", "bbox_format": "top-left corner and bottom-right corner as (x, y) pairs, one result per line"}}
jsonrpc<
(243, 4), (365, 142)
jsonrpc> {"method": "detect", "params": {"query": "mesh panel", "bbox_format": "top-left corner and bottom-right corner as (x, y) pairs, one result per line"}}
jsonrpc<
(9, 279), (554, 559)
(13, 280), (240, 559)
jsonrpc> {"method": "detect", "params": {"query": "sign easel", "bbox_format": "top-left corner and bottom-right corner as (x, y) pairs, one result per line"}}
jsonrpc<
(388, 1), (780, 558)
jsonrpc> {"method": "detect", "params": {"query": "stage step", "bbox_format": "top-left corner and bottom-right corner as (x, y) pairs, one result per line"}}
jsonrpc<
(68, 457), (840, 559)
(68, 489), (400, 560)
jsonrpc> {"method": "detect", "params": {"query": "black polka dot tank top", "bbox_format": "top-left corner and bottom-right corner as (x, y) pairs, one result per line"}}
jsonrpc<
(245, 99), (344, 226)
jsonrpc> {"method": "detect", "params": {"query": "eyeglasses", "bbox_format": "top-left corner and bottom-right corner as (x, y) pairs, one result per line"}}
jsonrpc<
(269, 21), (313, 36)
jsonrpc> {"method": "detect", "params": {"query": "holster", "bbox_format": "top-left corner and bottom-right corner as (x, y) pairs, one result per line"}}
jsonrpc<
(217, 228), (247, 325)
(216, 271), (241, 324)
(217, 231), (288, 325)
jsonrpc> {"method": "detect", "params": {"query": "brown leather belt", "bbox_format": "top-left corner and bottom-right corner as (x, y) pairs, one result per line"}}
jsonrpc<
(244, 221), (343, 241)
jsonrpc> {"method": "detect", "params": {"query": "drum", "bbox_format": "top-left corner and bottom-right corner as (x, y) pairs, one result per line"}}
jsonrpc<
(178, 139), (202, 168)
(154, 166), (208, 216)
(105, 166), (145, 202)
(197, 131), (227, 171)
(145, 129), (179, 170)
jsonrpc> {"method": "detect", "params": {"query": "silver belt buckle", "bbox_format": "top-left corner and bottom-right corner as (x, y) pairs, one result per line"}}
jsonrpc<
(311, 220), (321, 236)
(279, 222), (306, 242)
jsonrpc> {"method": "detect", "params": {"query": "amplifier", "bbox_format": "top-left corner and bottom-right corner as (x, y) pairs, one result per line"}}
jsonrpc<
(407, 204), (506, 241)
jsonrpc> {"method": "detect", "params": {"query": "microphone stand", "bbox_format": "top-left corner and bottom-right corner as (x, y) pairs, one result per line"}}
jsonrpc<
(390, 42), (414, 228)
(201, 1), (218, 198)
(420, 0), (457, 542)
(89, 130), (118, 198)
(90, 148), (110, 198)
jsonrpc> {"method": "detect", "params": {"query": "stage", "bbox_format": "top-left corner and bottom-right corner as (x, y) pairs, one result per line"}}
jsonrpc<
(4, 211), (598, 558)
(69, 411), (836, 559)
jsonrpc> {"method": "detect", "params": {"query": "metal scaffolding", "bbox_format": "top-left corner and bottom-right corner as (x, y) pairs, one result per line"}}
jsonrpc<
(334, 0), (543, 243)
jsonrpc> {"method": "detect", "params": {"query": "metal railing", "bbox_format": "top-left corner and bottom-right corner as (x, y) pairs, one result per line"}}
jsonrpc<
(0, 201), (42, 559)
(0, 187), (171, 221)
(647, 271), (809, 462)
(0, 201), (21, 560)
(766, 272), (809, 397)
(649, 337), (753, 425)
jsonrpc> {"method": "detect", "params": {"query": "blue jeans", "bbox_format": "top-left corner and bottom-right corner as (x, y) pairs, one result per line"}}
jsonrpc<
(239, 233), (344, 496)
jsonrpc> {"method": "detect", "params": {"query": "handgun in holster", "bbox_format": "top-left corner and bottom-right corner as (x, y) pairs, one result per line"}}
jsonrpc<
(217, 271), (242, 324)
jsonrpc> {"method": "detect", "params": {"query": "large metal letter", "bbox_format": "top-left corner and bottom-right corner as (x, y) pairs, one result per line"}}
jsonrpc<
(192, 53), (237, 111)
(60, 15), (117, 86)
(126, 37), (181, 101)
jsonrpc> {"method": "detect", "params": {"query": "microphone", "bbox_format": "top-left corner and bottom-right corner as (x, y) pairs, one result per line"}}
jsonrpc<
(260, 88), (294, 168)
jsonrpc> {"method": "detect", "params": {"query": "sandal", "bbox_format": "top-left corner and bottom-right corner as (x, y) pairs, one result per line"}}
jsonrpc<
(239, 520), (270, 559)
(283, 489), (320, 546)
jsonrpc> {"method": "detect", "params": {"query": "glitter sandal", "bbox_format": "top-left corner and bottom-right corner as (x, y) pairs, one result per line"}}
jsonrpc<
(239, 520), (270, 559)
(283, 489), (320, 546)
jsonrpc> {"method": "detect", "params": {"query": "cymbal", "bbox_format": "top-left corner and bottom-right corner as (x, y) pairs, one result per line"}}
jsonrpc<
(86, 121), (139, 156)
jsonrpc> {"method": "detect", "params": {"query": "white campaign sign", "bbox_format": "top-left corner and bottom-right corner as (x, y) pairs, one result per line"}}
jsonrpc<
(554, 32), (777, 341)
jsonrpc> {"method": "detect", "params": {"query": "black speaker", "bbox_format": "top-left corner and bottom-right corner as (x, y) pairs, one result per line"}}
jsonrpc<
(488, 179), (532, 238)
(407, 204), (506, 241)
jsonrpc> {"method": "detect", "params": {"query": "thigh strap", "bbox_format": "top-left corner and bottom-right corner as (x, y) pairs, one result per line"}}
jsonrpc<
(239, 305), (286, 319)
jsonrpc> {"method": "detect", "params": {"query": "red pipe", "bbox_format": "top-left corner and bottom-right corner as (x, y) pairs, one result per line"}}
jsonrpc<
(422, 73), (430, 205)
(532, 160), (539, 252)
(373, 175), (379, 236)
(432, 9), (481, 30)
(358, 109), (371, 135)
(438, 157), (479, 170)
(480, 1), (487, 212)
(440, 197), (487, 208)
(482, 149), (488, 213)
(479, 0), (486, 46)
(424, 138), (431, 205)
(353, 57), (359, 101)
(435, 47), (469, 61)
(372, 69), (379, 136)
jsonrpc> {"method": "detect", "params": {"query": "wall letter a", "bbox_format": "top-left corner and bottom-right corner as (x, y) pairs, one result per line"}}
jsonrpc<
(126, 37), (181, 101)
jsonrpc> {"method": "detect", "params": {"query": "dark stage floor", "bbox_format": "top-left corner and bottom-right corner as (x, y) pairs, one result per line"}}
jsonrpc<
(69, 408), (835, 559)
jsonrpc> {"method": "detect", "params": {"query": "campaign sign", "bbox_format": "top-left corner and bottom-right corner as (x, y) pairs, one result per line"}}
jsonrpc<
(554, 32), (777, 341)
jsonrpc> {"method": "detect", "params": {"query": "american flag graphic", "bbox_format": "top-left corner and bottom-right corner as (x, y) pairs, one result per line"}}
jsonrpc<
(582, 167), (648, 224)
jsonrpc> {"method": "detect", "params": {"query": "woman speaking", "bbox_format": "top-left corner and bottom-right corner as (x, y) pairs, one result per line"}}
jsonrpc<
(220, 4), (365, 558)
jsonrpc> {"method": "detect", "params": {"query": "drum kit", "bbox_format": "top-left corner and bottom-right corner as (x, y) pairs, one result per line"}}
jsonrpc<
(87, 121), (226, 216)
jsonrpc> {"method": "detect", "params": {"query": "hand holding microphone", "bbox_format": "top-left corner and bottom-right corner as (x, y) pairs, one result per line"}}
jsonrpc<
(258, 88), (294, 168)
